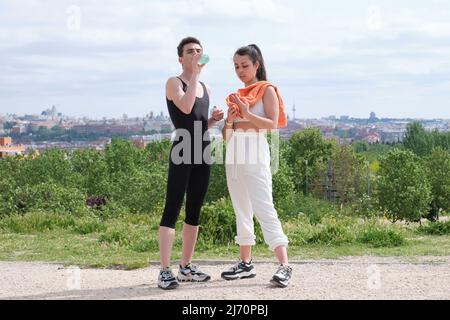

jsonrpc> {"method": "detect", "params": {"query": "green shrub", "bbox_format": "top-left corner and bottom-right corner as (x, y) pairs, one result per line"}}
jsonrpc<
(417, 220), (450, 235)
(284, 216), (314, 246)
(109, 167), (167, 214)
(350, 194), (380, 219)
(199, 197), (267, 246)
(0, 178), (16, 217)
(199, 197), (236, 245)
(307, 224), (354, 245)
(277, 193), (338, 225)
(10, 183), (87, 215)
(357, 227), (405, 247)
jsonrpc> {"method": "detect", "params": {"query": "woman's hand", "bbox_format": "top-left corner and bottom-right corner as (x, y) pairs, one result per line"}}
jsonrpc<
(231, 94), (249, 118)
(226, 106), (239, 124)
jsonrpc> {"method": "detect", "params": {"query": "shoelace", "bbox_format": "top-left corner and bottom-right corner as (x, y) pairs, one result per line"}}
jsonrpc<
(185, 263), (199, 273)
(231, 259), (251, 271)
(161, 270), (174, 280)
(276, 265), (292, 278)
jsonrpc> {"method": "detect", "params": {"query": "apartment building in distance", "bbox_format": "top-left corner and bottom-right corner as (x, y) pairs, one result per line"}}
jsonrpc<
(0, 137), (26, 158)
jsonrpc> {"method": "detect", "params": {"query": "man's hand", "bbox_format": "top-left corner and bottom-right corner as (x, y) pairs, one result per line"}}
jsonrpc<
(211, 106), (224, 122)
(192, 52), (205, 75)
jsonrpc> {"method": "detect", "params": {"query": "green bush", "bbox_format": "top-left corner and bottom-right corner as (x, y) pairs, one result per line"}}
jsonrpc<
(350, 194), (380, 219)
(12, 183), (88, 215)
(198, 197), (237, 245)
(284, 216), (314, 246)
(0, 178), (16, 216)
(272, 156), (296, 214)
(198, 197), (266, 246)
(70, 149), (111, 196)
(307, 224), (354, 245)
(109, 166), (167, 214)
(417, 220), (450, 235)
(32, 183), (87, 214)
(18, 149), (80, 188)
(204, 141), (228, 203)
(277, 193), (338, 224)
(356, 227), (405, 247)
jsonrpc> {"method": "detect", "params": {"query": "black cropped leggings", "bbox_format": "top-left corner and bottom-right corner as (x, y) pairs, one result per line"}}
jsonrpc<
(160, 160), (211, 229)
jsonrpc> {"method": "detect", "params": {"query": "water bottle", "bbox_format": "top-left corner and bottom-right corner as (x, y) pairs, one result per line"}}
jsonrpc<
(198, 54), (210, 65)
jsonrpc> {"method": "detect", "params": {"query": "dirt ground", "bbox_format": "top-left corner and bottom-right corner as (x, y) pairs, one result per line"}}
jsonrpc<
(1, 256), (449, 300)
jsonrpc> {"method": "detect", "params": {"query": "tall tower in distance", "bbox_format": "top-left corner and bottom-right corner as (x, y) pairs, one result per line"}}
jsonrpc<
(292, 100), (296, 121)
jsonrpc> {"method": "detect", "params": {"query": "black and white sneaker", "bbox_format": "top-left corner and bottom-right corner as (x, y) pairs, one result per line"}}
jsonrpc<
(221, 260), (256, 280)
(177, 263), (211, 282)
(158, 267), (179, 290)
(270, 264), (292, 288)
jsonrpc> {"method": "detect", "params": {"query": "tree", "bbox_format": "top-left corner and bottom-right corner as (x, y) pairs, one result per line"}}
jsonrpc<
(431, 129), (450, 151)
(353, 141), (368, 153)
(403, 122), (433, 156)
(377, 149), (431, 223)
(426, 147), (450, 220)
(329, 145), (366, 204)
(286, 128), (336, 194)
(271, 138), (296, 213)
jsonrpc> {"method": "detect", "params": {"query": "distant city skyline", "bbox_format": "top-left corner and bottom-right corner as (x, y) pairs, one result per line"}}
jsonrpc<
(1, 1), (450, 119)
(2, 107), (450, 121)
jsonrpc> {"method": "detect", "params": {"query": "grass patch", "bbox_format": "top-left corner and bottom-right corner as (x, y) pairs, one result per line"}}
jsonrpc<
(0, 212), (448, 269)
(0, 212), (76, 233)
(72, 216), (107, 235)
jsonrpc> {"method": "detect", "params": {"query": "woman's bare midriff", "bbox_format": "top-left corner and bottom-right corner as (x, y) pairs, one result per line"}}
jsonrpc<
(233, 121), (267, 132)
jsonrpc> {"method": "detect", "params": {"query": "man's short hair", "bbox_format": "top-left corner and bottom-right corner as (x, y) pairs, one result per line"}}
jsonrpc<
(177, 37), (202, 57)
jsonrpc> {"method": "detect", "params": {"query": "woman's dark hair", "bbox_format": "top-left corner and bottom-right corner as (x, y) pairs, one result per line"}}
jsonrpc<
(235, 44), (267, 81)
(177, 36), (202, 57)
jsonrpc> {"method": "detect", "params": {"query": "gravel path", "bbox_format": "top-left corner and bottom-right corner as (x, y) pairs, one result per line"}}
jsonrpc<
(1, 256), (449, 300)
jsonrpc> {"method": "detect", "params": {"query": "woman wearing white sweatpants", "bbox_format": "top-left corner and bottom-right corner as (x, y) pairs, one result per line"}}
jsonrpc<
(225, 130), (289, 251)
(220, 44), (292, 288)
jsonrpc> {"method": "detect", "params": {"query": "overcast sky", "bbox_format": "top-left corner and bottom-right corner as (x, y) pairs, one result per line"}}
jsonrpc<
(1, 0), (449, 119)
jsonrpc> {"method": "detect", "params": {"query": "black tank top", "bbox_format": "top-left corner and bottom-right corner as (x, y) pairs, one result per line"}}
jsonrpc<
(166, 77), (210, 164)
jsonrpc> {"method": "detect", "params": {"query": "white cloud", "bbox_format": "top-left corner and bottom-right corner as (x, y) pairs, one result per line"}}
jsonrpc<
(1, 0), (450, 118)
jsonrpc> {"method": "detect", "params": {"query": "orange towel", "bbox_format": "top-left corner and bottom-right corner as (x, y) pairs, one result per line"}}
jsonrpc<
(225, 81), (287, 128)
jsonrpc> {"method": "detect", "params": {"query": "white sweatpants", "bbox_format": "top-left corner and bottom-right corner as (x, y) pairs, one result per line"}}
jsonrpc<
(225, 131), (289, 251)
